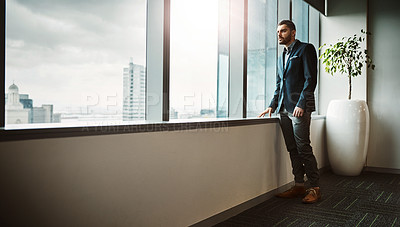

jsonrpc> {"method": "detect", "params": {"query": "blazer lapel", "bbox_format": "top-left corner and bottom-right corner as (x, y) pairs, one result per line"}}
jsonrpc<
(283, 53), (288, 76)
(283, 41), (301, 76)
(282, 53), (286, 72)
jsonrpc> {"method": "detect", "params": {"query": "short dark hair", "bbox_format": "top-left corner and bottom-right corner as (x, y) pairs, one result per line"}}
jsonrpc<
(278, 20), (296, 31)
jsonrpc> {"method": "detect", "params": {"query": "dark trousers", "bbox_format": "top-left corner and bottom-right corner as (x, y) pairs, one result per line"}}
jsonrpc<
(279, 110), (320, 187)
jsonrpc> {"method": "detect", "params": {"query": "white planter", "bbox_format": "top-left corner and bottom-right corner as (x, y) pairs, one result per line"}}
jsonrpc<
(326, 100), (370, 176)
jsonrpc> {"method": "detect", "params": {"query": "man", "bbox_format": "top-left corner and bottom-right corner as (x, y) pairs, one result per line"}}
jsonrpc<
(258, 20), (320, 204)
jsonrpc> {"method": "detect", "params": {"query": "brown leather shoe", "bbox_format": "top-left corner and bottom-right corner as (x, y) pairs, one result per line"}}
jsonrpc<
(302, 187), (321, 204)
(276, 186), (306, 198)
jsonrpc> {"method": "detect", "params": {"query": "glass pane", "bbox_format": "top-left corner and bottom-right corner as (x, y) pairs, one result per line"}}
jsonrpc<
(217, 0), (230, 118)
(309, 6), (320, 115)
(292, 0), (309, 42)
(170, 0), (228, 120)
(5, 0), (147, 128)
(247, 0), (277, 117)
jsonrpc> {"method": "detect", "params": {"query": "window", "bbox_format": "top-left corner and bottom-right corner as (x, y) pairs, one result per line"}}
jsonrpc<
(1, 0), (320, 138)
(246, 0), (319, 118)
(170, 0), (228, 120)
(247, 0), (277, 117)
(4, 0), (147, 128)
(292, 0), (309, 43)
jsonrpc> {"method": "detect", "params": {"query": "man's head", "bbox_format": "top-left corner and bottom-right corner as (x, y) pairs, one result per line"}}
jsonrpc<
(277, 20), (296, 46)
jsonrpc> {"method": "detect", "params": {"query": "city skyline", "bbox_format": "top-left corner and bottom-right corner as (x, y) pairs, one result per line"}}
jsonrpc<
(5, 0), (220, 117)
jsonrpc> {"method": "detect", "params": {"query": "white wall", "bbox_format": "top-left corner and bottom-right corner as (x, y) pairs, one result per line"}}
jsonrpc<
(319, 0), (400, 170)
(0, 120), (327, 227)
(366, 0), (400, 169)
(319, 0), (367, 115)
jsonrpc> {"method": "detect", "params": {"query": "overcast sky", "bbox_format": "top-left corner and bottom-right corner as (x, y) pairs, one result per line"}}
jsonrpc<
(170, 0), (218, 113)
(6, 0), (147, 113)
(5, 0), (218, 115)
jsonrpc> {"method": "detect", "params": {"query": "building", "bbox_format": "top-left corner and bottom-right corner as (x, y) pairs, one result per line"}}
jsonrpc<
(5, 83), (59, 124)
(32, 104), (54, 123)
(123, 60), (146, 121)
(5, 83), (30, 124)
(18, 94), (33, 109)
(200, 109), (215, 118)
(170, 107), (178, 119)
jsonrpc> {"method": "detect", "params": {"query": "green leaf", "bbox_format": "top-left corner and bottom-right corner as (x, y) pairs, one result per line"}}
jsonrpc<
(320, 29), (374, 78)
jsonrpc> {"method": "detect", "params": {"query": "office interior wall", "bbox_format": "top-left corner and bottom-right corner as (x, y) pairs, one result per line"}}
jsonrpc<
(0, 119), (327, 227)
(319, 0), (367, 115)
(366, 0), (400, 169)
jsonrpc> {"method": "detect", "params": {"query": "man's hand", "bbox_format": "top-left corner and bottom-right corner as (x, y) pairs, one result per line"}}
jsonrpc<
(258, 107), (273, 118)
(293, 107), (304, 117)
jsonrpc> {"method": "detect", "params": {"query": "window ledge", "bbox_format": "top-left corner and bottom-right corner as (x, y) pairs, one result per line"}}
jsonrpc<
(0, 117), (277, 142)
(0, 115), (325, 142)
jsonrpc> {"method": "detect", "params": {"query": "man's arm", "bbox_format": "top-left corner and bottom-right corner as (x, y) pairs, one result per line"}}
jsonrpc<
(259, 72), (281, 118)
(296, 44), (317, 111)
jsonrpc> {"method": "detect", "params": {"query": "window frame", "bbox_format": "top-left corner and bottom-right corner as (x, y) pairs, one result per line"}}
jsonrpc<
(0, 0), (320, 142)
(1, 0), (5, 129)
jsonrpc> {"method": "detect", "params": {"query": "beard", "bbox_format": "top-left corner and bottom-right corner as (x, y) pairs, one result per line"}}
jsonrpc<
(278, 35), (291, 45)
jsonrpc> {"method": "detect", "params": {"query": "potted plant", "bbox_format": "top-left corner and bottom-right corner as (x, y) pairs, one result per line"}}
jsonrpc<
(319, 29), (375, 176)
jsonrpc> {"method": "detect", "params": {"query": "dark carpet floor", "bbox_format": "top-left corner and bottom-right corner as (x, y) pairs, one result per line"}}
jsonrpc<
(215, 171), (400, 227)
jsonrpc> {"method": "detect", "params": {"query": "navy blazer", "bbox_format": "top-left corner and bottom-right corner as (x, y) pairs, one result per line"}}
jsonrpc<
(269, 40), (317, 113)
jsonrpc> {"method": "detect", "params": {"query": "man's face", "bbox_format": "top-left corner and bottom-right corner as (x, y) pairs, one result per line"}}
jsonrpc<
(277, 24), (295, 45)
